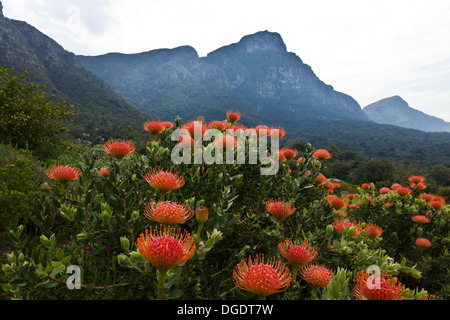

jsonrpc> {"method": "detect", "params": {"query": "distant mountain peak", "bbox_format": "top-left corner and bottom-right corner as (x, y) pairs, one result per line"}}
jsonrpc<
(208, 30), (287, 57)
(363, 96), (450, 132)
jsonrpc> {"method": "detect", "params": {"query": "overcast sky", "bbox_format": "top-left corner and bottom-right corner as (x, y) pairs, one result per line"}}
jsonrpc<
(3, 0), (450, 121)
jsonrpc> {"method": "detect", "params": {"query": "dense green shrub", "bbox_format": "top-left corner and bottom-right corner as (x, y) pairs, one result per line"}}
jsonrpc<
(0, 114), (448, 300)
(0, 144), (46, 231)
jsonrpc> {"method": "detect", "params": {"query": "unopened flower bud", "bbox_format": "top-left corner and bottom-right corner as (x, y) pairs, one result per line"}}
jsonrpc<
(326, 224), (334, 238)
(195, 206), (209, 224)
(120, 236), (130, 251)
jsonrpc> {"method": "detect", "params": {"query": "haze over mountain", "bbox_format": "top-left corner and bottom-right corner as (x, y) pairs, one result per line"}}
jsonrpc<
(0, 2), (147, 139)
(364, 96), (450, 133)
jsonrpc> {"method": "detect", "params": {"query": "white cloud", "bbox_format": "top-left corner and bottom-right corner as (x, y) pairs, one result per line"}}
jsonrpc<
(2, 0), (450, 121)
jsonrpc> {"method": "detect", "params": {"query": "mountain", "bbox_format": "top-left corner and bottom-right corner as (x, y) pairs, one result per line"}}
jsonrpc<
(1, 3), (449, 167)
(78, 30), (371, 131)
(363, 96), (450, 133)
(0, 3), (147, 139)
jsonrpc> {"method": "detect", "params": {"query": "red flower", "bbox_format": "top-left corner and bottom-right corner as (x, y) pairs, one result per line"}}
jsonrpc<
(332, 218), (361, 236)
(313, 172), (327, 185)
(137, 226), (196, 272)
(353, 270), (405, 300)
(278, 239), (318, 267)
(411, 215), (430, 224)
(143, 200), (193, 225)
(233, 254), (291, 298)
(143, 119), (165, 135)
(312, 149), (331, 160)
(98, 167), (110, 177)
(364, 223), (383, 239)
(415, 238), (432, 248)
(268, 126), (286, 139)
(391, 183), (402, 191)
(254, 125), (269, 136)
(299, 263), (333, 288)
(208, 120), (230, 131)
(379, 187), (391, 194)
(396, 186), (412, 196)
(327, 195), (347, 210)
(265, 199), (296, 220)
(182, 121), (207, 137)
(416, 182), (427, 190)
(103, 139), (135, 159)
(145, 168), (185, 193)
(279, 147), (298, 160)
(361, 183), (371, 190)
(408, 175), (425, 184)
(226, 110), (241, 124)
(46, 164), (82, 182)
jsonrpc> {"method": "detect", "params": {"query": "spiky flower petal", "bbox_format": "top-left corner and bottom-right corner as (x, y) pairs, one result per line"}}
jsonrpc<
(233, 254), (291, 298)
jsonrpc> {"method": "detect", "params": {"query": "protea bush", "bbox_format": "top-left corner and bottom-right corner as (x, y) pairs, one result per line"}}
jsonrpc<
(1, 111), (448, 300)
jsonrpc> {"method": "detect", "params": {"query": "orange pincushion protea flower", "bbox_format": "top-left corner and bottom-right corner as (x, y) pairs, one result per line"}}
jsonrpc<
(411, 215), (430, 224)
(312, 149), (331, 160)
(226, 110), (241, 124)
(137, 226), (195, 272)
(98, 167), (110, 177)
(265, 199), (296, 220)
(299, 263), (333, 288)
(208, 120), (230, 131)
(233, 254), (291, 298)
(415, 238), (432, 248)
(327, 195), (347, 210)
(278, 239), (318, 267)
(396, 186), (412, 196)
(353, 270), (405, 300)
(145, 168), (185, 193)
(332, 218), (361, 236)
(379, 187), (391, 194)
(46, 164), (82, 182)
(144, 200), (193, 225)
(103, 139), (135, 159)
(279, 147), (298, 160)
(364, 223), (383, 239)
(143, 119), (166, 135)
(408, 175), (425, 184)
(182, 121), (207, 137)
(268, 126), (286, 139)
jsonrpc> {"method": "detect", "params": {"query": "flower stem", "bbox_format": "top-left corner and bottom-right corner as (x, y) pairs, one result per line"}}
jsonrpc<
(156, 269), (168, 300)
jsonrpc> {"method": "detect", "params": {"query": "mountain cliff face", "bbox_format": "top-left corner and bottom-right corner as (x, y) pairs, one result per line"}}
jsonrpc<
(364, 96), (450, 133)
(0, 6), (147, 138)
(78, 31), (371, 132)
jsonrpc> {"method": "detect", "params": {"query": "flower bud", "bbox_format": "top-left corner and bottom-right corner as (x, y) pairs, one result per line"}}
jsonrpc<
(101, 203), (112, 222)
(117, 254), (133, 268)
(195, 206), (209, 224)
(40, 182), (51, 193)
(120, 236), (130, 251)
(326, 224), (334, 238)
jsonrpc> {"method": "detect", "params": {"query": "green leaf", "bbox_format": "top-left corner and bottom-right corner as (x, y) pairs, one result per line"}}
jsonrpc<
(56, 248), (64, 261)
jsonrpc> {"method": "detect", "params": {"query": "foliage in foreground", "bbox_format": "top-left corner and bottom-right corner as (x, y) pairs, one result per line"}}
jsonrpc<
(1, 112), (448, 300)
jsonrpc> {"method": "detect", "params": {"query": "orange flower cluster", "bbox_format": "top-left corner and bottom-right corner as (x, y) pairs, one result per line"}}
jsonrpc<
(353, 270), (405, 300)
(233, 254), (292, 298)
(46, 164), (82, 183)
(137, 226), (195, 272)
